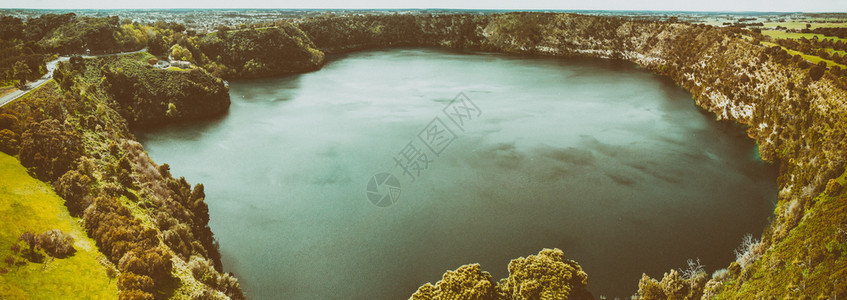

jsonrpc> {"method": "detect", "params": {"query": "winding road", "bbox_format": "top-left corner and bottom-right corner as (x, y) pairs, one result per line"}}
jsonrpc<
(0, 47), (148, 108)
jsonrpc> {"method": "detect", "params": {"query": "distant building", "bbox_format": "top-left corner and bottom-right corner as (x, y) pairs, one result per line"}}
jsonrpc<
(170, 60), (191, 69)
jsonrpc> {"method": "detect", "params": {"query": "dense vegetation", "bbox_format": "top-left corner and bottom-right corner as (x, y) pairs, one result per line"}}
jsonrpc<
(52, 52), (230, 129)
(0, 54), (242, 299)
(2, 11), (846, 299)
(0, 13), (149, 86)
(410, 249), (592, 300)
(144, 21), (324, 79)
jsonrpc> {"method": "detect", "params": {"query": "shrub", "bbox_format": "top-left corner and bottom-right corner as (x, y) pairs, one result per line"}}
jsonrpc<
(734, 234), (762, 268)
(188, 255), (217, 285)
(825, 179), (843, 196)
(0, 129), (20, 155)
(637, 274), (665, 299)
(0, 113), (19, 132)
(118, 289), (154, 300)
(217, 272), (245, 300)
(118, 272), (155, 293)
(809, 64), (826, 81)
(54, 170), (93, 216)
(410, 264), (496, 300)
(36, 229), (76, 258)
(18, 119), (83, 181)
(501, 248), (591, 300)
(163, 224), (191, 260)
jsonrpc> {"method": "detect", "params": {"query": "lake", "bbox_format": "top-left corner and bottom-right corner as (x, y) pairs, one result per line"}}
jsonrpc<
(137, 48), (777, 298)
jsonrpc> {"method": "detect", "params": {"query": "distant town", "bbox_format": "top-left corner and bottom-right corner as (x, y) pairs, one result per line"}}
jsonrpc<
(1, 8), (844, 34)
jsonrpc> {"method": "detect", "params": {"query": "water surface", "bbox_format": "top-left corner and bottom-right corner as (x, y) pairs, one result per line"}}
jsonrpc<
(138, 48), (777, 298)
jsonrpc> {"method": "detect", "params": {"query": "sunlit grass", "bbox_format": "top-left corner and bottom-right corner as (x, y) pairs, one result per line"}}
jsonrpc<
(762, 22), (847, 30)
(0, 152), (119, 299)
(761, 41), (845, 68)
(761, 30), (847, 42)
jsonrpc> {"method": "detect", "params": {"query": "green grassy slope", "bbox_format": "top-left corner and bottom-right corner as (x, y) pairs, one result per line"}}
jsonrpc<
(0, 152), (118, 299)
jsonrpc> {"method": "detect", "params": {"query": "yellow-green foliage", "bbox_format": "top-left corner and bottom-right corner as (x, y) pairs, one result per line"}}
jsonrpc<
(760, 41), (845, 68)
(410, 248), (592, 300)
(0, 152), (118, 299)
(411, 264), (497, 300)
(761, 30), (847, 42)
(502, 248), (591, 300)
(708, 170), (847, 299)
(762, 22), (847, 30)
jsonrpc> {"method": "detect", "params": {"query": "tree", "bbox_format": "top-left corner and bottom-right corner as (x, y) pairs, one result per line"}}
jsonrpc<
(500, 248), (592, 300)
(13, 61), (31, 89)
(0, 114), (18, 132)
(0, 16), (24, 40)
(0, 129), (20, 155)
(170, 44), (192, 61)
(18, 232), (37, 252)
(118, 272), (155, 293)
(809, 64), (826, 81)
(118, 289), (154, 300)
(36, 229), (76, 258)
(831, 65), (843, 77)
(55, 170), (93, 216)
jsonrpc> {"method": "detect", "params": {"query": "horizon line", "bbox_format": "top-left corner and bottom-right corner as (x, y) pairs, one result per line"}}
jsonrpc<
(2, 7), (845, 13)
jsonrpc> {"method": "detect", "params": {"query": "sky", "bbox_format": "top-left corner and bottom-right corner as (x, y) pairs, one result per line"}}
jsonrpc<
(1, 0), (846, 12)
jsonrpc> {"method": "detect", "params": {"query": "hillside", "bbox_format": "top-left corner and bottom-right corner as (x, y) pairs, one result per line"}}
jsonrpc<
(0, 67), (242, 298)
(0, 152), (119, 299)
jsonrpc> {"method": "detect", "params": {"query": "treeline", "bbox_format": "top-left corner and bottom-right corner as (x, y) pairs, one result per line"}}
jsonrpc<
(805, 27), (847, 39)
(51, 52), (230, 129)
(0, 53), (242, 299)
(143, 21), (324, 79)
(771, 37), (847, 67)
(0, 13), (149, 85)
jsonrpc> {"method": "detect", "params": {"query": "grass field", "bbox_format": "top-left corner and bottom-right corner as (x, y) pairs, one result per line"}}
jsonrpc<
(825, 48), (847, 56)
(761, 41), (846, 68)
(761, 30), (847, 42)
(0, 152), (119, 299)
(762, 22), (847, 30)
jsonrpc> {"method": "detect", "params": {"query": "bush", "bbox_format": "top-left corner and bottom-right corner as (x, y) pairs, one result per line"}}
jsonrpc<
(188, 255), (217, 285)
(118, 289), (154, 300)
(36, 229), (76, 258)
(18, 119), (83, 181)
(0, 114), (19, 132)
(501, 248), (591, 300)
(734, 234), (762, 268)
(118, 272), (155, 293)
(54, 170), (92, 216)
(0, 129), (20, 155)
(217, 272), (245, 300)
(825, 179), (843, 196)
(809, 64), (826, 81)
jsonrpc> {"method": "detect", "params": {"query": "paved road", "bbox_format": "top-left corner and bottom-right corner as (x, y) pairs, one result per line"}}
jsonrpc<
(0, 47), (148, 108)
